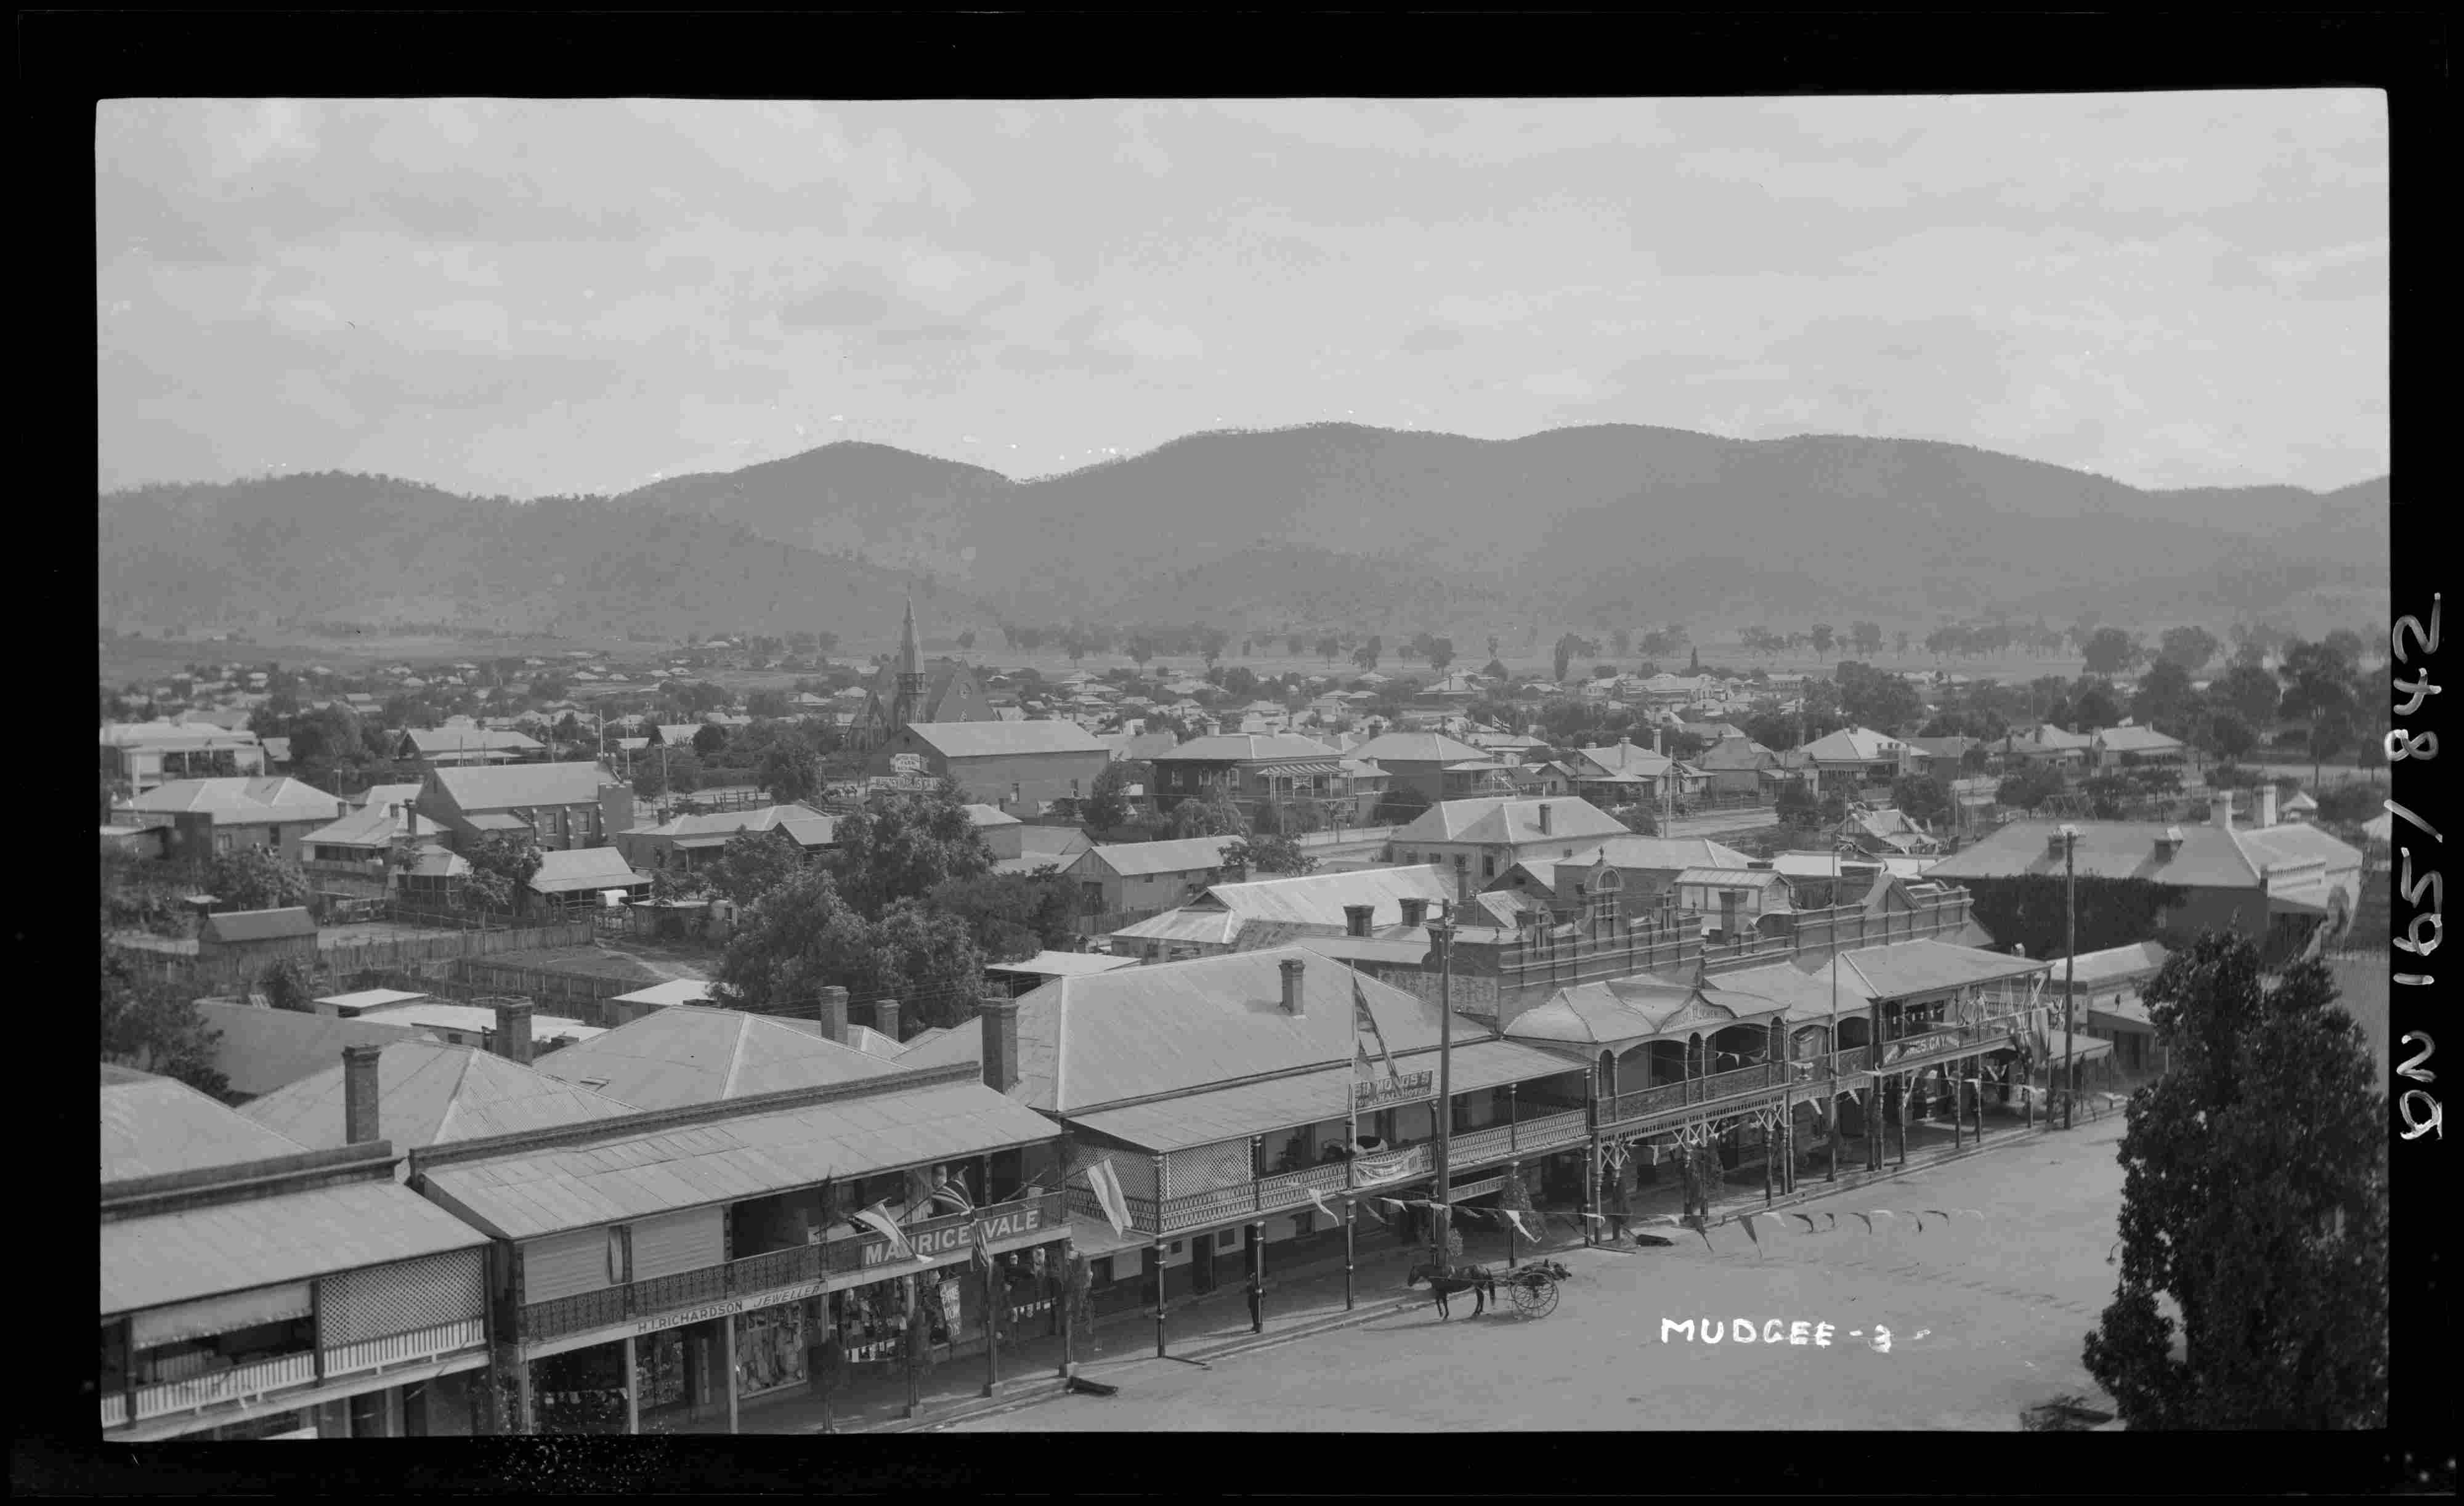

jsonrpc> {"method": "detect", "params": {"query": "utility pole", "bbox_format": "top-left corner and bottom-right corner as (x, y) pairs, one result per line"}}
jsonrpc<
(1432, 902), (1457, 1267)
(2061, 825), (2078, 1132)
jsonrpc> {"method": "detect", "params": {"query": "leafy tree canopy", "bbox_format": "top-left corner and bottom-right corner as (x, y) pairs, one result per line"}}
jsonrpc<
(206, 846), (310, 913)
(827, 783), (995, 919)
(1224, 833), (1316, 876)
(100, 944), (229, 1099)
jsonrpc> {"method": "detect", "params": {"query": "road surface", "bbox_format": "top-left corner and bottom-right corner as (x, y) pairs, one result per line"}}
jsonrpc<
(949, 1116), (2130, 1432)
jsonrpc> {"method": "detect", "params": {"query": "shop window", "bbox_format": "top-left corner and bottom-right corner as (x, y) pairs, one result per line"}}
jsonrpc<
(1216, 1229), (1238, 1251)
(1090, 1257), (1114, 1286)
(1291, 1212), (1315, 1237)
(1167, 1241), (1183, 1256)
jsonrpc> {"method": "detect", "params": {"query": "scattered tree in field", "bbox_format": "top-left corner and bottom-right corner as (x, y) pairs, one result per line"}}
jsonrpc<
(1425, 636), (1454, 676)
(1316, 634), (1341, 668)
(2276, 639), (2361, 788)
(1809, 623), (1836, 659)
(1893, 630), (1911, 657)
(2080, 627), (2144, 676)
(2084, 935), (2386, 1430)
(2157, 625), (2222, 673)
(1351, 636), (1382, 674)
(205, 847), (310, 913)
(100, 944), (229, 1099)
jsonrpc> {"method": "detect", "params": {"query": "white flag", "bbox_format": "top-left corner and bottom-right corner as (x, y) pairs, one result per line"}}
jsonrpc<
(852, 1204), (915, 1261)
(1504, 1209), (1540, 1242)
(1305, 1187), (1343, 1225)
(1084, 1158), (1132, 1237)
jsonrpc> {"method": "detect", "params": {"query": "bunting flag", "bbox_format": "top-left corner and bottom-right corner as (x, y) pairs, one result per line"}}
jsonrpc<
(1692, 1220), (1714, 1253)
(1504, 1210), (1540, 1242)
(1789, 1212), (1818, 1233)
(1737, 1212), (1762, 1251)
(1082, 1159), (1132, 1237)
(1305, 1188), (1344, 1226)
(1356, 1197), (1388, 1226)
(1353, 976), (1402, 1084)
(1353, 1037), (1377, 1081)
(1847, 1211), (1873, 1234)
(853, 1204), (916, 1261)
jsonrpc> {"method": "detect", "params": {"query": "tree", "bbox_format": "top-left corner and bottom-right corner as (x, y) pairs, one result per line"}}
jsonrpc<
(2129, 661), (2199, 739)
(259, 954), (317, 1014)
(1316, 634), (1340, 668)
(1889, 773), (1952, 828)
(1809, 623), (1836, 659)
(710, 868), (984, 1030)
(2157, 625), (2222, 673)
(1223, 833), (1316, 876)
(1835, 661), (1925, 733)
(691, 723), (729, 757)
(708, 827), (809, 903)
(1372, 783), (1432, 826)
(1481, 657), (1511, 682)
(206, 847), (310, 913)
(829, 785), (995, 918)
(756, 741), (824, 806)
(2070, 679), (2123, 732)
(2081, 627), (2142, 676)
(100, 944), (229, 1099)
(1486, 634), (1501, 660)
(1610, 627), (1633, 657)
(2277, 639), (2361, 787)
(462, 833), (544, 914)
(1425, 636), (1454, 677)
(1164, 784), (1247, 840)
(1995, 764), (2067, 814)
(1616, 805), (1658, 836)
(1773, 781), (1819, 828)
(2205, 710), (2258, 763)
(2083, 936), (2386, 1430)
(1352, 636), (1382, 674)
(1850, 621), (1883, 658)
(2207, 663), (2282, 731)
(929, 870), (1077, 963)
(1893, 630), (1911, 658)
(1125, 634), (1156, 673)
(1084, 759), (1145, 831)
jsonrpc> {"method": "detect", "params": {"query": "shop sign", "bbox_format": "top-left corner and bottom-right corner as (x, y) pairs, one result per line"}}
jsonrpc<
(1879, 1030), (1961, 1067)
(1355, 1070), (1433, 1110)
(859, 1197), (1049, 1269)
(637, 1298), (744, 1335)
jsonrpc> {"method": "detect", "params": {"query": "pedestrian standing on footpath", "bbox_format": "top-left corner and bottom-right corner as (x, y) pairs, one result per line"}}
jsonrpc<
(805, 1318), (843, 1434)
(902, 1298), (932, 1419)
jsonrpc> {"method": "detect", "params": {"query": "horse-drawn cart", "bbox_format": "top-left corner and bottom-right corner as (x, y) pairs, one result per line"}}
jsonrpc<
(1501, 1260), (1567, 1319)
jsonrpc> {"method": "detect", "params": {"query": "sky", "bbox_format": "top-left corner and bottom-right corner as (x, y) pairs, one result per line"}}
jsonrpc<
(96, 94), (2389, 500)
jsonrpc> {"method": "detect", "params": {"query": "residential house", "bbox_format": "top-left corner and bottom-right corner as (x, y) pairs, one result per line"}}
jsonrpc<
(525, 1004), (902, 1110)
(615, 804), (836, 875)
(415, 762), (633, 854)
(1106, 865), (1455, 962)
(867, 720), (1112, 814)
(192, 1003), (426, 1104)
(1695, 735), (1789, 798)
(1384, 796), (1632, 897)
(1904, 735), (1987, 779)
(2091, 725), (2192, 770)
(1926, 790), (2367, 963)
(1000, 822), (1095, 877)
(1350, 732), (1513, 808)
(99, 1066), (496, 1440)
(395, 727), (546, 769)
(1062, 835), (1249, 925)
(1148, 733), (1353, 822)
(2001, 724), (2094, 770)
(102, 722), (268, 793)
(298, 799), (453, 901)
(1835, 806), (1943, 857)
(1794, 727), (1913, 796)
(524, 848), (650, 912)
(896, 949), (1590, 1314)
(123, 777), (344, 865)
(1536, 737), (1704, 806)
(1483, 835), (1757, 923)
(966, 803), (1025, 859)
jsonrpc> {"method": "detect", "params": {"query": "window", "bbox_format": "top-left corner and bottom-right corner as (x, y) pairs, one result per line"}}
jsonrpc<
(1167, 1241), (1183, 1256)
(1011, 782), (1022, 804)
(1292, 1212), (1315, 1236)
(1090, 1257), (1114, 1285)
(1482, 855), (1496, 878)
(1216, 1229), (1238, 1250)
(1402, 851), (1417, 864)
(1072, 779), (1081, 797)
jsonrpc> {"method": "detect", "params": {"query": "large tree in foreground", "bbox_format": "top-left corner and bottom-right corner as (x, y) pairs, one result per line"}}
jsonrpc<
(101, 944), (229, 1099)
(2083, 934), (2387, 1430)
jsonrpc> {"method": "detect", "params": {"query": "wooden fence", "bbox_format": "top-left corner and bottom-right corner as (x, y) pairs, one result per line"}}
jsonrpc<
(115, 920), (599, 995)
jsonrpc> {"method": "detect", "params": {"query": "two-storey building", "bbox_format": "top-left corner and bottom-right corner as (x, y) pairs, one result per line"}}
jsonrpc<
(1385, 796), (1632, 898)
(416, 762), (634, 855)
(1148, 733), (1352, 823)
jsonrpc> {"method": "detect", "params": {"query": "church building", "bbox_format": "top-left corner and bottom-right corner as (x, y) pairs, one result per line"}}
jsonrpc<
(853, 599), (995, 752)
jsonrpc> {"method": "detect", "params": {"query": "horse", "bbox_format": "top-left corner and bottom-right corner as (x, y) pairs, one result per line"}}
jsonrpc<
(1406, 1261), (1497, 1320)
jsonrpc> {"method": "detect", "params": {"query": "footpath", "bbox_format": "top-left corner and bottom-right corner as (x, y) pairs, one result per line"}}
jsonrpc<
(689, 1098), (2118, 1435)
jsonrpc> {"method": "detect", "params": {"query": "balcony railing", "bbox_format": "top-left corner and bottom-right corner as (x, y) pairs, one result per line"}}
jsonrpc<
(322, 1317), (487, 1379)
(519, 1194), (1069, 1343)
(100, 1393), (128, 1430)
(131, 1351), (317, 1422)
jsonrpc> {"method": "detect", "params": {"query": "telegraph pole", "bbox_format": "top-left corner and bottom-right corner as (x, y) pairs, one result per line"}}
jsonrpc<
(2061, 825), (2078, 1131)
(1431, 902), (1458, 1266)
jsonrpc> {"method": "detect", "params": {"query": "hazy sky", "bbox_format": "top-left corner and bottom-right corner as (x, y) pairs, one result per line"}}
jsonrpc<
(97, 94), (2388, 499)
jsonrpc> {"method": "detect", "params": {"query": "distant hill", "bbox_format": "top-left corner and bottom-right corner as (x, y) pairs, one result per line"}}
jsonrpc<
(99, 425), (2388, 644)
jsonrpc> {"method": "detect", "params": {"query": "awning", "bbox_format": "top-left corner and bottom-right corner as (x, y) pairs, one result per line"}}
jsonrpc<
(462, 813), (531, 832)
(129, 1282), (314, 1349)
(1065, 1215), (1150, 1260)
(1259, 761), (1347, 778)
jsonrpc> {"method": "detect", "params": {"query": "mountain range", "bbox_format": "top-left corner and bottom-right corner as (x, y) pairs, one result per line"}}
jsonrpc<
(98, 423), (2388, 645)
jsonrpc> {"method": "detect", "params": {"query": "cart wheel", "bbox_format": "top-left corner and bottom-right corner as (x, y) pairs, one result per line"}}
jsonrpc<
(1509, 1277), (1556, 1318)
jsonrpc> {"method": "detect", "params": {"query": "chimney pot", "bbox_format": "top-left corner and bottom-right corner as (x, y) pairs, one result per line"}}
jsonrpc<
(978, 995), (1020, 1093)
(817, 985), (849, 1044)
(872, 997), (901, 1043)
(1343, 904), (1373, 938)
(2210, 791), (2235, 832)
(1279, 957), (1305, 1014)
(2258, 784), (2278, 829)
(1536, 802), (1552, 835)
(342, 1043), (384, 1146)
(492, 1000), (534, 1066)
(1399, 897), (1429, 928)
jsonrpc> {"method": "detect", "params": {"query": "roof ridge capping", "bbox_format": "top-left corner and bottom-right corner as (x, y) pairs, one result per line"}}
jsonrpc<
(100, 1139), (399, 1218)
(408, 1057), (983, 1176)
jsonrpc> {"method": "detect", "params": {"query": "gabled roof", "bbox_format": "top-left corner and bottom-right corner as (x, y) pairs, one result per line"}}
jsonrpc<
(239, 1040), (634, 1151)
(101, 1069), (309, 1182)
(1389, 796), (1629, 846)
(1351, 731), (1490, 765)
(2234, 821), (2364, 874)
(526, 1006), (901, 1109)
(529, 847), (648, 893)
(100, 721), (262, 748)
(1506, 977), (1761, 1050)
(1566, 741), (1674, 779)
(303, 801), (446, 849)
(1076, 834), (1246, 878)
(1186, 865), (1454, 928)
(2092, 725), (2187, 753)
(894, 948), (1477, 1115)
(2047, 940), (2171, 987)
(1812, 939), (2049, 1000)
(1701, 962), (1869, 1024)
(430, 761), (614, 812)
(986, 950), (1143, 979)
(964, 803), (1024, 828)
(898, 721), (1107, 758)
(1926, 820), (2264, 889)
(200, 907), (316, 943)
(609, 978), (716, 1008)
(195, 1003), (426, 1100)
(627, 804), (836, 846)
(354, 783), (427, 812)
(1799, 726), (1907, 763)
(126, 777), (341, 822)
(1153, 732), (1342, 763)
(1695, 736), (1778, 771)
(403, 727), (543, 756)
(2014, 724), (2094, 751)
(1670, 867), (1793, 890)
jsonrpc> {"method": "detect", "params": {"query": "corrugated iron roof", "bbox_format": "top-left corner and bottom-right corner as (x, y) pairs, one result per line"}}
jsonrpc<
(432, 761), (614, 812)
(2049, 941), (2172, 987)
(900, 721), (1107, 758)
(1076, 835), (1245, 878)
(404, 727), (543, 755)
(126, 777), (341, 822)
(527, 1006), (900, 1109)
(102, 1073), (310, 1182)
(200, 907), (316, 943)
(530, 847), (647, 893)
(1153, 733), (1342, 763)
(608, 978), (715, 1008)
(240, 1040), (634, 1152)
(1927, 820), (2264, 890)
(1189, 865), (1454, 928)
(1504, 978), (1757, 1048)
(987, 950), (1143, 978)
(1351, 732), (1490, 765)
(102, 1176), (488, 1316)
(1813, 939), (2048, 999)
(418, 1078), (1058, 1240)
(1068, 1039), (1584, 1151)
(197, 1003), (424, 1100)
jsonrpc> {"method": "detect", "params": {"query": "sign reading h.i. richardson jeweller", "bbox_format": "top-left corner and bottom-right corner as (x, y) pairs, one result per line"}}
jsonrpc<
(859, 1197), (1048, 1269)
(1355, 1069), (1434, 1110)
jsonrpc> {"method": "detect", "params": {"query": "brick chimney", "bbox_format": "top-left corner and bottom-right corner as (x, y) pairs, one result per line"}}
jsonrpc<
(1399, 897), (1429, 928)
(342, 1043), (384, 1145)
(492, 1000), (534, 1067)
(979, 995), (1019, 1093)
(817, 985), (849, 1045)
(1536, 802), (1552, 836)
(2210, 791), (2235, 832)
(872, 998), (901, 1044)
(1719, 888), (1743, 942)
(2258, 784), (2277, 829)
(1344, 904), (1373, 937)
(1279, 957), (1305, 1014)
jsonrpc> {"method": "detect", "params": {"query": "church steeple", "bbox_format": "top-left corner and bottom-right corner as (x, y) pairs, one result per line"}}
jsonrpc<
(891, 595), (928, 732)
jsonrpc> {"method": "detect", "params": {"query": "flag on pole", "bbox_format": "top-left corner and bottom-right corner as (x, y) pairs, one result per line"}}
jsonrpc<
(853, 1204), (915, 1261)
(1353, 975), (1401, 1084)
(971, 1215), (992, 1274)
(1305, 1188), (1343, 1225)
(1082, 1159), (1132, 1237)
(933, 1177), (975, 1217)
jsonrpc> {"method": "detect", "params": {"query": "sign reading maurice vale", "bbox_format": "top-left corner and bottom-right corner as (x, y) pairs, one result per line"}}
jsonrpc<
(859, 1198), (1047, 1268)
